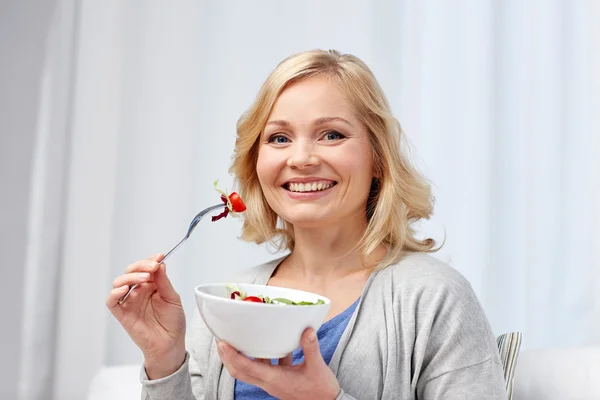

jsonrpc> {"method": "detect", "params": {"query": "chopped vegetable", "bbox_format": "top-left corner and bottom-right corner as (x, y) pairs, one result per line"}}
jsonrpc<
(243, 296), (264, 303)
(212, 181), (247, 222)
(227, 283), (246, 299)
(228, 192), (246, 212)
(225, 284), (325, 306)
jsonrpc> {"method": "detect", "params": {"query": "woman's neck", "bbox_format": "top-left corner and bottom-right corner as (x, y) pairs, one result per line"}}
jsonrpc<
(279, 218), (387, 285)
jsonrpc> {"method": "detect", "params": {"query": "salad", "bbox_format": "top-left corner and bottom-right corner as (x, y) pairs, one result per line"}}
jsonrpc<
(211, 180), (247, 222)
(226, 284), (325, 306)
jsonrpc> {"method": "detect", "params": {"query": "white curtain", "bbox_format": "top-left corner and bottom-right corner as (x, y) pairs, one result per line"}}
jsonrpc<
(17, 0), (599, 399)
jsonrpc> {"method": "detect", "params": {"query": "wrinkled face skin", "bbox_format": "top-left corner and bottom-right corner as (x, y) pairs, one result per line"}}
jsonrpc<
(256, 75), (374, 229)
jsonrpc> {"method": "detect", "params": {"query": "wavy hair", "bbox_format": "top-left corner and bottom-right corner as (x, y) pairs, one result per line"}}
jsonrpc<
(229, 49), (438, 269)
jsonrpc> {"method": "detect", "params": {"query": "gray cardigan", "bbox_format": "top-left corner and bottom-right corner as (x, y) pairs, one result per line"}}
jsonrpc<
(140, 252), (507, 399)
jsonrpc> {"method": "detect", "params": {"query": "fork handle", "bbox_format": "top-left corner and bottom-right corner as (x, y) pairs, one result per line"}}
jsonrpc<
(117, 236), (187, 305)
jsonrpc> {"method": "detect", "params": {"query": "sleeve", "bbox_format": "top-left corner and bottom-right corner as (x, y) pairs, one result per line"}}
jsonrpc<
(413, 274), (507, 400)
(140, 314), (214, 400)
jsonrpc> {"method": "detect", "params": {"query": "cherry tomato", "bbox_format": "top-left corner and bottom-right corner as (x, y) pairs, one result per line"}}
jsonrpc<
(243, 296), (264, 303)
(228, 192), (246, 213)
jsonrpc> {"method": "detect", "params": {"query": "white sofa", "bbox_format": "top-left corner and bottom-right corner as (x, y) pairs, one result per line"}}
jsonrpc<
(88, 347), (600, 400)
(511, 347), (600, 399)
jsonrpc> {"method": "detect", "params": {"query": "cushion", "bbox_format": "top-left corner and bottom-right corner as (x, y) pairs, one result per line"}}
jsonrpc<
(497, 332), (523, 400)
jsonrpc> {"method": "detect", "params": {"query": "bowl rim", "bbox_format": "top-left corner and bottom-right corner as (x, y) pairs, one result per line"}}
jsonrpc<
(194, 283), (332, 307)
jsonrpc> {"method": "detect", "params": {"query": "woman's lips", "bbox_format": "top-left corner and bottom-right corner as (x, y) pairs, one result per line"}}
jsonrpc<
(282, 181), (337, 200)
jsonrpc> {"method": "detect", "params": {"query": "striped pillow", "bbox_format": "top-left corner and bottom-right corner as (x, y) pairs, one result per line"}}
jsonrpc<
(496, 332), (523, 400)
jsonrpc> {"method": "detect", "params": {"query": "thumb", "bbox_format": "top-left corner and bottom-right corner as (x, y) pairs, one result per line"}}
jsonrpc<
(149, 253), (165, 263)
(301, 328), (323, 368)
(153, 263), (180, 303)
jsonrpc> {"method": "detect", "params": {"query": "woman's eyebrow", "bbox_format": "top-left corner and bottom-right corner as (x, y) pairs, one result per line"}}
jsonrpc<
(265, 117), (354, 128)
(313, 116), (354, 127)
(265, 120), (290, 128)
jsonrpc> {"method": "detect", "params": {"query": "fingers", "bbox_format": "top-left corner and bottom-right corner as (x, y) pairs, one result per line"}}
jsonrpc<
(107, 254), (164, 310)
(217, 342), (275, 386)
(126, 258), (161, 274)
(112, 272), (151, 289)
(106, 285), (130, 309)
(149, 253), (165, 263)
(300, 328), (322, 368)
(153, 263), (180, 303)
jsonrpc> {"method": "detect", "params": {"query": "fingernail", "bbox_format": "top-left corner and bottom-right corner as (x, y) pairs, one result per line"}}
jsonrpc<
(217, 342), (226, 354)
(308, 329), (317, 343)
(138, 272), (150, 281)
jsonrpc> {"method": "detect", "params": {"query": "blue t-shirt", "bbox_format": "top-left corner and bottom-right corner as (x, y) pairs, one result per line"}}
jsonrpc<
(234, 297), (360, 399)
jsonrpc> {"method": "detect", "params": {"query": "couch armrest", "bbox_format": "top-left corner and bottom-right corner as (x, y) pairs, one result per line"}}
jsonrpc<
(513, 347), (600, 400)
(88, 365), (142, 400)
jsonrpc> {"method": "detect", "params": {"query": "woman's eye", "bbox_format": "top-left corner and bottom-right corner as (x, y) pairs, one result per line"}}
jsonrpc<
(323, 130), (346, 141)
(267, 134), (290, 144)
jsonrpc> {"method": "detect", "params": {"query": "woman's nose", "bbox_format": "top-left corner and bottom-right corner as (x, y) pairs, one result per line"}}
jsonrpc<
(286, 142), (320, 169)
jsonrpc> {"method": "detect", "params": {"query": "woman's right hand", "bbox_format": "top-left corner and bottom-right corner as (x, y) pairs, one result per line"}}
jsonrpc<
(106, 253), (187, 379)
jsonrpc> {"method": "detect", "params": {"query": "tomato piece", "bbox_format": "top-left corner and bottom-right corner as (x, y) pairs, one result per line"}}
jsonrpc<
(228, 192), (247, 213)
(243, 296), (264, 303)
(230, 291), (241, 299)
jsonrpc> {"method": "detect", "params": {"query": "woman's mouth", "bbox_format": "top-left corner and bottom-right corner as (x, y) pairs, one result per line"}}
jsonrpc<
(283, 180), (337, 193)
(281, 180), (338, 200)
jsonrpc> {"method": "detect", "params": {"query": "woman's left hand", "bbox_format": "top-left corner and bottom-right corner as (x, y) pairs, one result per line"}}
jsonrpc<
(217, 328), (341, 400)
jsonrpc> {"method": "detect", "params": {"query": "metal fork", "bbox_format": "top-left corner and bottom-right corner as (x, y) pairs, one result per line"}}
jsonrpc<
(118, 203), (226, 305)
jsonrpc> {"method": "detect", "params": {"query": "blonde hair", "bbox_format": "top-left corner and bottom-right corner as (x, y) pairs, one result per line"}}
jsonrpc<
(229, 49), (438, 269)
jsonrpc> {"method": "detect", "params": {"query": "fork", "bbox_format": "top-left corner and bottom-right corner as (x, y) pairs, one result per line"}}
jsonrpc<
(118, 203), (226, 305)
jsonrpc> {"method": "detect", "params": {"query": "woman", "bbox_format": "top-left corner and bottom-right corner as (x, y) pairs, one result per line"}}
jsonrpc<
(107, 49), (506, 399)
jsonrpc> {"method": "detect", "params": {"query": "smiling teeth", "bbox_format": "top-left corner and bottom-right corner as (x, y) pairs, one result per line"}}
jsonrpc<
(288, 181), (334, 192)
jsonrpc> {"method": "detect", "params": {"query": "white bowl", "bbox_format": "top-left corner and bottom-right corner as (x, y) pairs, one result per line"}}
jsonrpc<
(194, 283), (331, 359)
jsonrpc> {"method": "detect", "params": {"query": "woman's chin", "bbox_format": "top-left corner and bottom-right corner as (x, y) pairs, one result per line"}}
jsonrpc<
(281, 213), (334, 229)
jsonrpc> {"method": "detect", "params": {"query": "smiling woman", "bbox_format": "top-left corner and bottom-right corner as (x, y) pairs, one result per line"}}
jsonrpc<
(108, 49), (507, 400)
(232, 51), (436, 266)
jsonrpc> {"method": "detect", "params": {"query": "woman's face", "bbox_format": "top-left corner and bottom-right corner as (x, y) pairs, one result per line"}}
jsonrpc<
(256, 75), (374, 229)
